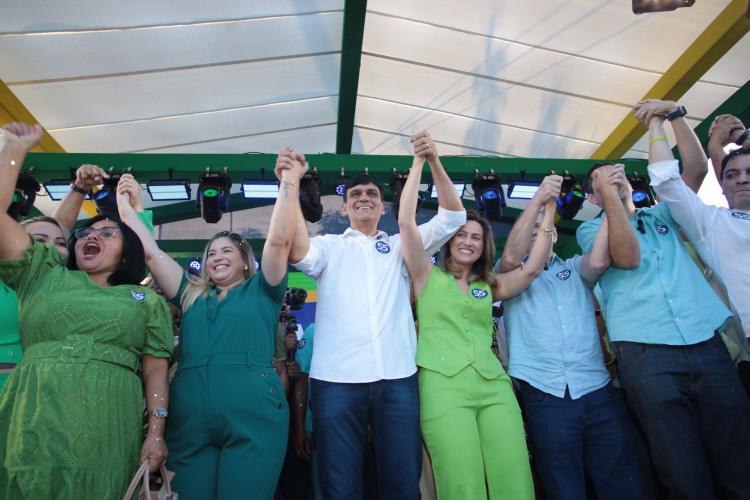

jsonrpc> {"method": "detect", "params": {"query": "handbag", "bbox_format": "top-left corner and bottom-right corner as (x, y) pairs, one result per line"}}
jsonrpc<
(122, 459), (178, 500)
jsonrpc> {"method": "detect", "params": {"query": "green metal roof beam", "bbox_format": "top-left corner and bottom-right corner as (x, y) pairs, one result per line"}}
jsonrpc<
(335, 0), (368, 154)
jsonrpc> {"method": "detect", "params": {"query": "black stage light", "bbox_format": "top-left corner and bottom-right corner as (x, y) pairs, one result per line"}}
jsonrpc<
(472, 172), (506, 222)
(556, 172), (585, 221)
(633, 0), (694, 14)
(627, 172), (655, 208)
(92, 168), (129, 218)
(388, 170), (424, 220)
(8, 172), (41, 221)
(196, 168), (232, 223)
(300, 171), (323, 223)
(389, 171), (409, 220)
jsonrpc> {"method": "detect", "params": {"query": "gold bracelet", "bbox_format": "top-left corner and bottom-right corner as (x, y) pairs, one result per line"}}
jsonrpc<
(282, 179), (298, 187)
(540, 228), (554, 235)
(649, 136), (667, 145)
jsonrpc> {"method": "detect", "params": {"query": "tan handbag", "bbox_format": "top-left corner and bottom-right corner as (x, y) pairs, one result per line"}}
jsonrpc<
(122, 460), (178, 500)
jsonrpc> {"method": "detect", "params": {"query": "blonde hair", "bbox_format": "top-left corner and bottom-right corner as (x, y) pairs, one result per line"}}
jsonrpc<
(20, 216), (71, 243)
(180, 231), (256, 312)
(440, 210), (497, 288)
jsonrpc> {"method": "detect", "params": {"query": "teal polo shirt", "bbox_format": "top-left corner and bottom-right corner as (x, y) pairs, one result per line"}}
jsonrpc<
(576, 203), (730, 345)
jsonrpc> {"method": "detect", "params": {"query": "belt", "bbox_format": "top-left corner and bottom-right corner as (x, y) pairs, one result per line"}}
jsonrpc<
(179, 351), (272, 370)
(24, 334), (138, 372)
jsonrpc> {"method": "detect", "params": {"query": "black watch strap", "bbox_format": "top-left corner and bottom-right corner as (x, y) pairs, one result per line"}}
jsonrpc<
(735, 129), (750, 147)
(70, 184), (89, 195)
(666, 106), (687, 121)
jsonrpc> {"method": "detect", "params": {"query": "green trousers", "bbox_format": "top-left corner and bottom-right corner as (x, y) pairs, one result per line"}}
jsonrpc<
(419, 365), (534, 500)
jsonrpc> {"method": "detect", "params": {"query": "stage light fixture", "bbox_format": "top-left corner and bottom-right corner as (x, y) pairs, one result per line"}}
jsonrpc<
(241, 179), (279, 199)
(300, 171), (323, 223)
(628, 173), (655, 208)
(633, 0), (694, 14)
(388, 170), (425, 220)
(472, 171), (506, 222)
(197, 168), (232, 223)
(507, 178), (541, 200)
(430, 180), (466, 199)
(8, 172), (41, 221)
(92, 168), (129, 218)
(43, 179), (91, 201)
(188, 258), (202, 274)
(147, 170), (191, 201)
(556, 172), (585, 221)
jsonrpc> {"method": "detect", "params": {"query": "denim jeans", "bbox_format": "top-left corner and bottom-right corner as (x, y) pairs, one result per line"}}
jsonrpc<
(615, 333), (750, 500)
(519, 380), (644, 500)
(310, 374), (422, 500)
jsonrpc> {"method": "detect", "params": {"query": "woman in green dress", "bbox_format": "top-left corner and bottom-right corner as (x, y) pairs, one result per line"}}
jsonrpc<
(117, 148), (307, 500)
(398, 136), (556, 499)
(0, 122), (174, 498)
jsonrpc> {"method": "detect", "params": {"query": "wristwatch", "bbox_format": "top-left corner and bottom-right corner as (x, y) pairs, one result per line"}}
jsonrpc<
(666, 106), (687, 121)
(151, 408), (168, 419)
(735, 129), (750, 146)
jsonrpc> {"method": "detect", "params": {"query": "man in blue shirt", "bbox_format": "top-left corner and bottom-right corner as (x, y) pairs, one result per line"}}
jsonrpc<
(577, 160), (750, 499)
(501, 175), (643, 499)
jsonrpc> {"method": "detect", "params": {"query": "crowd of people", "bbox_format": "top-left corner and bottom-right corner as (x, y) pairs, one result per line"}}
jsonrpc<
(0, 96), (747, 500)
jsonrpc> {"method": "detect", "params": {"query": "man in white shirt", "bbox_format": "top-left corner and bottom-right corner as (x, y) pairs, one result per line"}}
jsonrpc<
(282, 132), (466, 500)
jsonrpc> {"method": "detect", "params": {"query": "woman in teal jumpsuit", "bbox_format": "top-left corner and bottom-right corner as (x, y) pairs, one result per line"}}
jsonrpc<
(118, 149), (308, 500)
(399, 138), (556, 499)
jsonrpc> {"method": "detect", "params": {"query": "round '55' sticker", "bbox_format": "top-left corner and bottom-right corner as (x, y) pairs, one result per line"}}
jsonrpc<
(471, 289), (488, 299)
(375, 241), (391, 254)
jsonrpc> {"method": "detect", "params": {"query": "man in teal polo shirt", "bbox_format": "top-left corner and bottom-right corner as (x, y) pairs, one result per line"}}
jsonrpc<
(577, 161), (750, 499)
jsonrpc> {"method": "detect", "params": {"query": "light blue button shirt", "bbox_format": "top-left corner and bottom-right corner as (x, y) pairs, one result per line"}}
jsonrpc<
(576, 203), (731, 345)
(504, 254), (610, 399)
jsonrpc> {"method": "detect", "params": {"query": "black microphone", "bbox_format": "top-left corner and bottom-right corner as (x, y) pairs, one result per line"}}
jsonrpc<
(637, 219), (645, 234)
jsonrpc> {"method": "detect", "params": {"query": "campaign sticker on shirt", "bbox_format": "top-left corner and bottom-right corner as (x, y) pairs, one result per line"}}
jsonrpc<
(731, 212), (750, 221)
(130, 289), (146, 301)
(556, 269), (572, 281)
(471, 289), (488, 299)
(298, 338), (307, 349)
(654, 224), (669, 235)
(375, 241), (391, 254)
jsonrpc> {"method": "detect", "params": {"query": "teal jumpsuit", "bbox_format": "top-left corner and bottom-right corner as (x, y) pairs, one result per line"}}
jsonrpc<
(166, 270), (289, 500)
(415, 267), (534, 499)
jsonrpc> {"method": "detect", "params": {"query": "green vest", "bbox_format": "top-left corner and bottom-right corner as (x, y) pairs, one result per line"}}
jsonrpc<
(415, 267), (503, 379)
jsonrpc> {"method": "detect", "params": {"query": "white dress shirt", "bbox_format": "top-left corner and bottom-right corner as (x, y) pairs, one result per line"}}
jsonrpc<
(294, 207), (466, 383)
(649, 159), (750, 337)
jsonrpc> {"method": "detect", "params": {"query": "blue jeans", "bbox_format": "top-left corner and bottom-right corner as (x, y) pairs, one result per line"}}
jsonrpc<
(310, 375), (422, 500)
(615, 333), (750, 500)
(519, 380), (644, 500)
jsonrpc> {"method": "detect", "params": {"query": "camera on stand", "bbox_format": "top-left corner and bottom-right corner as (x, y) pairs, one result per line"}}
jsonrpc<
(280, 287), (308, 362)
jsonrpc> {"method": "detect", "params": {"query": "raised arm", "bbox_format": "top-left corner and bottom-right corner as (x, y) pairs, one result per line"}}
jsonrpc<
(117, 174), (183, 298)
(263, 148), (308, 285)
(579, 214), (611, 286)
(51, 164), (110, 231)
(279, 148), (312, 265)
(708, 114), (747, 181)
(398, 155), (432, 297)
(596, 165), (640, 269)
(140, 354), (169, 472)
(498, 175), (562, 272)
(412, 130), (463, 212)
(0, 123), (43, 261)
(492, 201), (556, 301)
(634, 99), (707, 192)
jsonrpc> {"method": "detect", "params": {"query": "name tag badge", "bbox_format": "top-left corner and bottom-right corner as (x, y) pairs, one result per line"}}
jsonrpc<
(375, 241), (391, 254)
(556, 269), (571, 281)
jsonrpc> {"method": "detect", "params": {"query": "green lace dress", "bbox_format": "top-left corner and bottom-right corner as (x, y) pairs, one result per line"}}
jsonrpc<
(0, 240), (173, 499)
